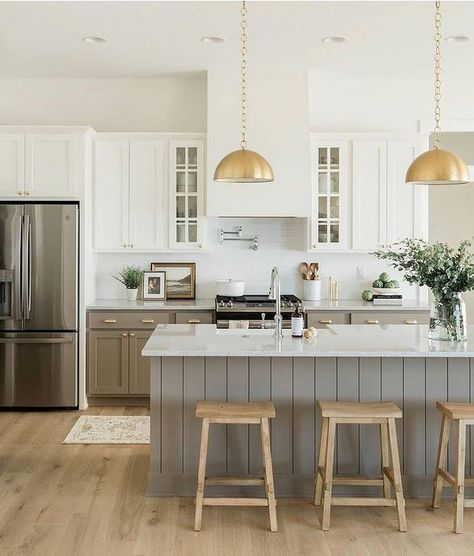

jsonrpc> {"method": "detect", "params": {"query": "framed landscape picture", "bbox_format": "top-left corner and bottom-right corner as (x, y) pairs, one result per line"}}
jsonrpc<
(150, 262), (196, 299)
(142, 271), (166, 300)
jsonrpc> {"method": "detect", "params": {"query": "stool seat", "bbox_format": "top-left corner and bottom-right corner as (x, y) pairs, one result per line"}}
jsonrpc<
(318, 401), (402, 419)
(196, 400), (276, 419)
(436, 401), (474, 420)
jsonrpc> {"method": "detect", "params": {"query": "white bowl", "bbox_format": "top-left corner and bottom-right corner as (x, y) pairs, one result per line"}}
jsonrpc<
(217, 279), (245, 297)
(372, 287), (401, 295)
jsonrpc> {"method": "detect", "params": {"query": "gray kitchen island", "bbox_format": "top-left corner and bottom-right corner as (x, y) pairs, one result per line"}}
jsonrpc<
(142, 324), (474, 498)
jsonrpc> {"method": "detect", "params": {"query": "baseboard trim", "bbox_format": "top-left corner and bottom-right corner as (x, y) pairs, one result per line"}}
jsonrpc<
(87, 396), (150, 407)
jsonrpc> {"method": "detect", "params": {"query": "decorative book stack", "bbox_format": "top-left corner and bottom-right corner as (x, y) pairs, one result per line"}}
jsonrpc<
(372, 293), (403, 306)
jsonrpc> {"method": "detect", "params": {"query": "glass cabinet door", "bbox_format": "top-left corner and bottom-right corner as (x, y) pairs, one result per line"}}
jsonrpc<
(169, 141), (204, 249)
(312, 140), (347, 249)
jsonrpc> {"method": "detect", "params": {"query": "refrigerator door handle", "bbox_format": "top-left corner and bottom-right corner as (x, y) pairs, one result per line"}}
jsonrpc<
(14, 216), (22, 321)
(22, 214), (32, 320)
(0, 337), (73, 344)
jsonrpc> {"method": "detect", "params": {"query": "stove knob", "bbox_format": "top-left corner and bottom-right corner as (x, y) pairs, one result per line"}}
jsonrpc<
(227, 300), (234, 308)
(219, 300), (225, 307)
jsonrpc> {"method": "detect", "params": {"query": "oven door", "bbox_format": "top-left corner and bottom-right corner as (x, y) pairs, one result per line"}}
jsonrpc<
(216, 311), (292, 329)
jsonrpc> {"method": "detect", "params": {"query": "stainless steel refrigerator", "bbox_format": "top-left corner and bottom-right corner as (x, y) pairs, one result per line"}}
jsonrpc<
(0, 203), (78, 408)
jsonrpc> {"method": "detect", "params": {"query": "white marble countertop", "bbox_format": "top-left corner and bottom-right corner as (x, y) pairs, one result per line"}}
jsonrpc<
(142, 324), (474, 358)
(302, 299), (430, 311)
(87, 298), (215, 311)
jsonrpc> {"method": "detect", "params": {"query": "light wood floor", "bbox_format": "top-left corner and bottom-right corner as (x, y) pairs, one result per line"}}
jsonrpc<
(1, 407), (474, 555)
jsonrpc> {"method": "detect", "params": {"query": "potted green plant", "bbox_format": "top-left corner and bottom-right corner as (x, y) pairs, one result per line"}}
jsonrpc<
(374, 239), (474, 342)
(114, 265), (144, 301)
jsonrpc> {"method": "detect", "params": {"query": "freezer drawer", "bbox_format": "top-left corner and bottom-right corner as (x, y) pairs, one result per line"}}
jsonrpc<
(0, 332), (77, 408)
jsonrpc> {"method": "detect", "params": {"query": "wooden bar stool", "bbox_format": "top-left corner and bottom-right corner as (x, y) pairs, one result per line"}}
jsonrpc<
(194, 400), (278, 532)
(314, 400), (406, 532)
(432, 401), (474, 533)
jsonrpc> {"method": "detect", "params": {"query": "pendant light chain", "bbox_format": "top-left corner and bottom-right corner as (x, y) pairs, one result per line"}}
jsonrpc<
(240, 1), (248, 150)
(433, 1), (442, 149)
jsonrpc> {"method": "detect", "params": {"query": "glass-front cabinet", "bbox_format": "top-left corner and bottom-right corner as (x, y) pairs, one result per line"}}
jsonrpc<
(169, 140), (205, 249)
(310, 137), (348, 250)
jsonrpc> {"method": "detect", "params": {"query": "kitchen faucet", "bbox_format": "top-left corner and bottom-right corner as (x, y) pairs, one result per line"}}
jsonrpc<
(268, 267), (283, 339)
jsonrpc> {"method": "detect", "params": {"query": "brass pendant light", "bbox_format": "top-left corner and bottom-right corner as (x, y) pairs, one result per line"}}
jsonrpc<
(406, 1), (469, 185)
(213, 1), (274, 183)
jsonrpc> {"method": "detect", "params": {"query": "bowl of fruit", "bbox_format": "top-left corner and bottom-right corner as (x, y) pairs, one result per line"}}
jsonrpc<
(371, 272), (400, 294)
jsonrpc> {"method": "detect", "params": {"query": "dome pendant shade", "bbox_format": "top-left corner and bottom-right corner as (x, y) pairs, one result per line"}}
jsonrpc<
(406, 148), (470, 185)
(213, 149), (274, 183)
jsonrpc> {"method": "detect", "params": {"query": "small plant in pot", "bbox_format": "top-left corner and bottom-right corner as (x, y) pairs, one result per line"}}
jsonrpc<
(114, 265), (144, 301)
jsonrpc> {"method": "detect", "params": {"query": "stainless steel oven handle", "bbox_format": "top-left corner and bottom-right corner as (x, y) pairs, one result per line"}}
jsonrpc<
(0, 337), (73, 344)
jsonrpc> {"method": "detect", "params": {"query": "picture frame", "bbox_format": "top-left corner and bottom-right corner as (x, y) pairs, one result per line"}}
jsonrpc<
(142, 271), (167, 300)
(150, 262), (196, 299)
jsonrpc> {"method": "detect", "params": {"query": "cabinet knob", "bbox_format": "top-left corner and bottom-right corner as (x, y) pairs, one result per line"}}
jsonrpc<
(129, 332), (135, 337)
(103, 319), (117, 324)
(25, 191), (30, 196)
(404, 320), (418, 325)
(365, 320), (380, 325)
(122, 332), (128, 337)
(18, 191), (23, 196)
(130, 244), (134, 248)
(123, 243), (128, 248)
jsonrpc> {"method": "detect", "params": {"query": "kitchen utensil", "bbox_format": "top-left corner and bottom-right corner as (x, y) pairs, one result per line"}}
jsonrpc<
(217, 279), (245, 297)
(299, 262), (309, 277)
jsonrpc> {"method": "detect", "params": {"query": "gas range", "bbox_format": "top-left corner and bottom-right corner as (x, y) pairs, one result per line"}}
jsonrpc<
(215, 294), (302, 329)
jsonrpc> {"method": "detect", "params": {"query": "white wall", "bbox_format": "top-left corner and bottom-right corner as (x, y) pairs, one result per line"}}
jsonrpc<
(95, 218), (415, 301)
(0, 76), (207, 131)
(206, 66), (311, 217)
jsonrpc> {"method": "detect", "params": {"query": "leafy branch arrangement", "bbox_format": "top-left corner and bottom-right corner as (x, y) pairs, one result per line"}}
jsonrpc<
(373, 238), (474, 298)
(114, 265), (144, 290)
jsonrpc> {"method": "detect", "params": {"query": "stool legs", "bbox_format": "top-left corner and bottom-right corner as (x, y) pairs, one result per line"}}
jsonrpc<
(432, 414), (451, 509)
(387, 418), (407, 532)
(454, 420), (467, 534)
(321, 419), (336, 531)
(313, 417), (329, 506)
(260, 417), (278, 532)
(194, 417), (210, 532)
(380, 423), (391, 499)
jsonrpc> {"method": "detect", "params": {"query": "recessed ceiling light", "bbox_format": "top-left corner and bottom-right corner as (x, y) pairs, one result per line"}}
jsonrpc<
(82, 36), (107, 44)
(445, 35), (470, 43)
(201, 36), (225, 44)
(321, 36), (347, 44)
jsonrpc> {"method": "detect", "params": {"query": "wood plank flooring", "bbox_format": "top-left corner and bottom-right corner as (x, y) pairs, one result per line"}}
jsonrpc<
(0, 407), (474, 555)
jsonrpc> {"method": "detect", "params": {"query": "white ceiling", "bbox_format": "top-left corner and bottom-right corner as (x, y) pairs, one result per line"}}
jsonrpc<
(0, 1), (473, 78)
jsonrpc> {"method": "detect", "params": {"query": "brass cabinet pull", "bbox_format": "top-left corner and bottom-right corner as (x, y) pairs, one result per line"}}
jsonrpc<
(365, 319), (380, 324)
(103, 319), (117, 324)
(18, 191), (23, 196)
(188, 319), (201, 324)
(319, 320), (332, 324)
(122, 332), (128, 337)
(130, 332), (135, 337)
(141, 319), (155, 324)
(25, 191), (30, 196)
(404, 319), (418, 324)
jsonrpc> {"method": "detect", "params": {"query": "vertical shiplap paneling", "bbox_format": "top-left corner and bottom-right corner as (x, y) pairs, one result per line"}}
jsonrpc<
(447, 358), (470, 473)
(359, 357), (382, 476)
(315, 358), (337, 471)
(381, 358), (404, 471)
(149, 358), (162, 473)
(293, 358), (315, 474)
(249, 357), (271, 474)
(183, 357), (205, 473)
(403, 358), (426, 476)
(227, 357), (249, 474)
(271, 357), (293, 474)
(160, 356), (184, 473)
(336, 358), (360, 475)
(204, 357), (227, 475)
(425, 358), (447, 476)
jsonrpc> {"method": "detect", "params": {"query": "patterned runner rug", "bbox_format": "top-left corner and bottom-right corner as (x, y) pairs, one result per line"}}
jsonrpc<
(63, 415), (150, 444)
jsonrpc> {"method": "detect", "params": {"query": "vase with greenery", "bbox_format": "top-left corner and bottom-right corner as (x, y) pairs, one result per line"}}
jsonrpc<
(374, 239), (474, 342)
(114, 265), (144, 301)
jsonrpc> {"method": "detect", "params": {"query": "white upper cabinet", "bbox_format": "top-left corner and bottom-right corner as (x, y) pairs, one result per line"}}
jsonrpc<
(129, 141), (164, 250)
(0, 134), (25, 197)
(0, 128), (86, 199)
(310, 137), (349, 250)
(25, 134), (76, 197)
(93, 134), (204, 252)
(94, 140), (129, 250)
(168, 140), (205, 249)
(352, 140), (388, 250)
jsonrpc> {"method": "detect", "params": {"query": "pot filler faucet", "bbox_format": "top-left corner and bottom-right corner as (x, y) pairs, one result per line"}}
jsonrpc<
(268, 267), (283, 339)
